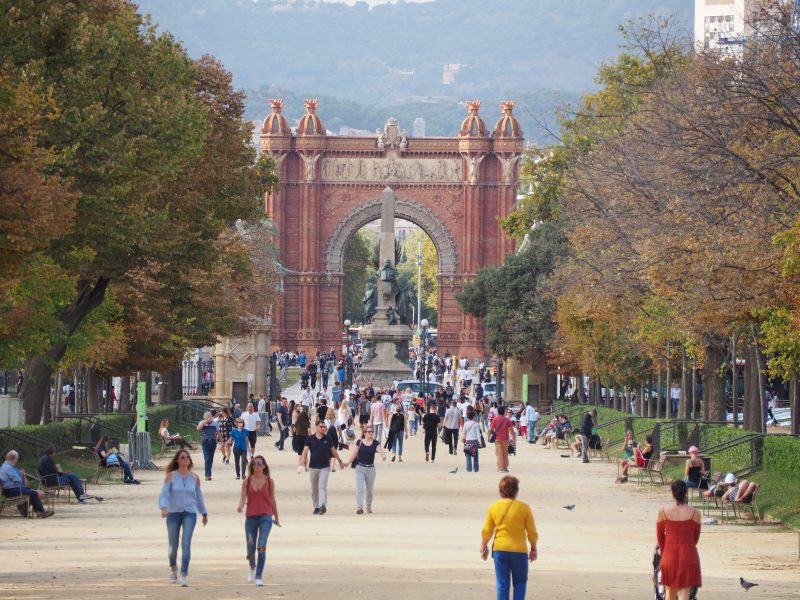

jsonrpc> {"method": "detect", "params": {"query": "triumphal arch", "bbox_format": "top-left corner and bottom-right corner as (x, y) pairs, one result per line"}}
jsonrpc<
(260, 99), (523, 359)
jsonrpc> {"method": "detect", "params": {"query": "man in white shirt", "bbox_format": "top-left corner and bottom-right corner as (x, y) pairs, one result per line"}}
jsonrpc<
(241, 402), (261, 458)
(525, 402), (539, 443)
(317, 387), (329, 404)
(443, 400), (462, 455)
(301, 387), (314, 409)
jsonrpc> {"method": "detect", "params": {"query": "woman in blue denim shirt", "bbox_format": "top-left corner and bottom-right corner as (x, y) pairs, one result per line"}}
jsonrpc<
(158, 450), (208, 587)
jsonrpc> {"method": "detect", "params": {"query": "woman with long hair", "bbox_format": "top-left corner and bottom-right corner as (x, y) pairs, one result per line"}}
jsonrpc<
(95, 436), (137, 484)
(345, 425), (386, 514)
(388, 403), (409, 462)
(159, 419), (193, 450)
(461, 405), (481, 473)
(217, 407), (234, 464)
(158, 450), (208, 587)
(293, 406), (311, 474)
(480, 475), (538, 600)
(237, 455), (279, 587)
(657, 480), (702, 600)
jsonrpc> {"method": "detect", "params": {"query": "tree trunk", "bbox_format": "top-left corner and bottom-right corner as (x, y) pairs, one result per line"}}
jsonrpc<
(21, 278), (109, 423)
(120, 376), (131, 412)
(750, 326), (766, 434)
(167, 368), (183, 403)
(639, 380), (645, 416)
(680, 346), (688, 419)
(54, 371), (63, 418)
(731, 332), (739, 427)
(85, 367), (99, 413)
(743, 343), (760, 432)
(666, 342), (673, 419)
(703, 343), (726, 421)
(656, 367), (663, 419)
(691, 356), (698, 420)
(791, 373), (799, 436)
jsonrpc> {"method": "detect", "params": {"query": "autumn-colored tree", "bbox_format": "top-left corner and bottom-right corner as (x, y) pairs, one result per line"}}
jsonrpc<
(0, 1), (278, 422)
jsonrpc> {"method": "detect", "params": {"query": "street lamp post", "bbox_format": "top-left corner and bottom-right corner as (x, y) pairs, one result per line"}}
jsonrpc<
(343, 319), (352, 387)
(419, 318), (429, 393)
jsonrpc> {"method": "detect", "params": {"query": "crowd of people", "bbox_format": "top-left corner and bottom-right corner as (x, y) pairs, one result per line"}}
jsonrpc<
(2, 355), (727, 600)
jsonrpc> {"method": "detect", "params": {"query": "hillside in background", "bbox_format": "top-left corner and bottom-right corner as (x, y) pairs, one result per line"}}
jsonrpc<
(135, 0), (692, 143)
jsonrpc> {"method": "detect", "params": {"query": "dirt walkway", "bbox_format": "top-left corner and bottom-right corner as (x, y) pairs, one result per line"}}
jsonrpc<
(1, 423), (798, 599)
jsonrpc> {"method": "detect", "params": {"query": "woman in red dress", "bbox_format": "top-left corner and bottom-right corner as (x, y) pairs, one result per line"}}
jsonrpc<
(657, 480), (702, 600)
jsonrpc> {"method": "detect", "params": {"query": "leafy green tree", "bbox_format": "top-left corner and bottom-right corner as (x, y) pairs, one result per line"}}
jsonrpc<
(457, 222), (564, 359)
(342, 229), (375, 324)
(0, 1), (277, 422)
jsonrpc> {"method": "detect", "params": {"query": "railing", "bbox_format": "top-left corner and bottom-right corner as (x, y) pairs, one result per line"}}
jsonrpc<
(699, 432), (765, 478)
(182, 359), (215, 396)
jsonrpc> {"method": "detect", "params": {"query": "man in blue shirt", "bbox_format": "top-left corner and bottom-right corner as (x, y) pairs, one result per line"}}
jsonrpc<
(0, 450), (54, 518)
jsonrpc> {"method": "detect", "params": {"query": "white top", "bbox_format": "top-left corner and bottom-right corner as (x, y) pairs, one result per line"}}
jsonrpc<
(241, 411), (261, 432)
(301, 390), (314, 407)
(463, 420), (481, 441)
(257, 398), (266, 412)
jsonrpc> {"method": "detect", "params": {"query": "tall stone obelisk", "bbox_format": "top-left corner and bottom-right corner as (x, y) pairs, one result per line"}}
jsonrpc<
(358, 187), (413, 388)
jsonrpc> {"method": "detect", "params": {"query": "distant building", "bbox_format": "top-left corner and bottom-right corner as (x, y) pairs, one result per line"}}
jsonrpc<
(413, 117), (425, 137)
(442, 63), (464, 85)
(339, 125), (373, 136)
(694, 0), (794, 52)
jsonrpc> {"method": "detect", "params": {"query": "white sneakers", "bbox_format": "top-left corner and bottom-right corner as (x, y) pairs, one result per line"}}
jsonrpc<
(255, 578), (264, 587)
(179, 576), (188, 587)
(170, 569), (177, 584)
(248, 568), (256, 583)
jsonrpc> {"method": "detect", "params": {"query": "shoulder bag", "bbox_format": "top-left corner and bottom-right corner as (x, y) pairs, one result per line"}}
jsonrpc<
(488, 417), (506, 444)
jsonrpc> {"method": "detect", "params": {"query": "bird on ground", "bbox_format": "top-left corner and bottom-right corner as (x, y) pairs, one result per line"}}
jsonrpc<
(740, 577), (759, 591)
(563, 504), (575, 510)
(449, 467), (458, 474)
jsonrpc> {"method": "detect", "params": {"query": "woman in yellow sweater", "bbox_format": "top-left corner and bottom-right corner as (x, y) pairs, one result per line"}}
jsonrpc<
(480, 475), (538, 600)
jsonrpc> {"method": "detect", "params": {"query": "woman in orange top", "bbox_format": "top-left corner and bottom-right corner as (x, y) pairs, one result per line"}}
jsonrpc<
(480, 475), (538, 600)
(237, 455), (280, 587)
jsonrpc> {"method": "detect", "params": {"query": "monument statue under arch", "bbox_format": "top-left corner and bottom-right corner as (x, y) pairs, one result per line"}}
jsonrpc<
(261, 99), (523, 357)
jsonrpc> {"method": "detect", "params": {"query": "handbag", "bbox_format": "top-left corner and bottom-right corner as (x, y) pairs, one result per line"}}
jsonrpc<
(106, 452), (120, 466)
(479, 430), (487, 449)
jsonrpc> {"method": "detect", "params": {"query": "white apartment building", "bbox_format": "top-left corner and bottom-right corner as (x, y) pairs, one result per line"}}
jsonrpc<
(695, 0), (797, 51)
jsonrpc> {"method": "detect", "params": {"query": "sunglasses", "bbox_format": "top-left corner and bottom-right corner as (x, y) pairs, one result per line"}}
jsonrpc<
(251, 460), (265, 466)
(366, 430), (374, 433)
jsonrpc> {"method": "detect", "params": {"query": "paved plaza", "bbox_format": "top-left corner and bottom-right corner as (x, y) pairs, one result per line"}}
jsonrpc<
(0, 387), (798, 599)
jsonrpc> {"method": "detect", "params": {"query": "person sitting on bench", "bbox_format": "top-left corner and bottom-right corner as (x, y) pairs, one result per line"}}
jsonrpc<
(159, 419), (195, 450)
(96, 437), (139, 484)
(37, 447), (98, 503)
(0, 450), (54, 518)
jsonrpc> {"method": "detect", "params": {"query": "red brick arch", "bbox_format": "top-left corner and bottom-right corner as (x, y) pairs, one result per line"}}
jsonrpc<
(261, 101), (522, 358)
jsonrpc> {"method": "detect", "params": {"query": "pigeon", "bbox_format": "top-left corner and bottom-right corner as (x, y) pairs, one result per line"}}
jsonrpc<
(740, 577), (758, 591)
(563, 504), (575, 510)
(560, 454), (571, 458)
(449, 467), (458, 474)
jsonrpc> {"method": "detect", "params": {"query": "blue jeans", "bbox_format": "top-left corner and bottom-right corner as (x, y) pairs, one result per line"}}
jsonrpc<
(44, 473), (84, 498)
(409, 418), (418, 435)
(244, 514), (273, 578)
(493, 550), (528, 600)
(166, 511), (197, 576)
(392, 431), (404, 456)
(466, 449), (479, 472)
(201, 439), (216, 478)
(528, 422), (537, 442)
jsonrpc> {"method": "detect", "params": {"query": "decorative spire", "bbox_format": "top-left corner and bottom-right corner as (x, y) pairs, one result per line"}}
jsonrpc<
(499, 100), (516, 115)
(304, 98), (319, 113)
(269, 98), (284, 113)
(466, 100), (482, 115)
